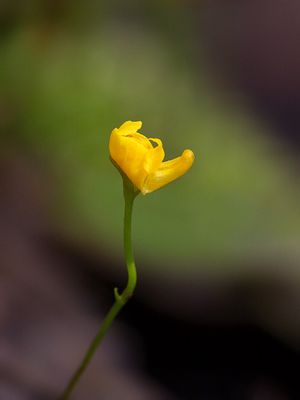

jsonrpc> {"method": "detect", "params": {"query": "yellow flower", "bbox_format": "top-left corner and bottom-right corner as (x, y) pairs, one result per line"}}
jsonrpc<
(109, 121), (195, 195)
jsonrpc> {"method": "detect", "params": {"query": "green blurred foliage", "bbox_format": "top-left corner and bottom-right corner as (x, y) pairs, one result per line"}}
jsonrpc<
(0, 4), (299, 274)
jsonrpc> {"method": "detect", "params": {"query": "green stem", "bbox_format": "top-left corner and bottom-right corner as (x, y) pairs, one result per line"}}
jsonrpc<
(59, 179), (138, 400)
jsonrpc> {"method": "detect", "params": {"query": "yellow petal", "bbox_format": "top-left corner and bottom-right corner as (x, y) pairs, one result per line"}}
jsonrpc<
(109, 124), (149, 189)
(143, 138), (165, 174)
(142, 149), (195, 194)
(118, 120), (142, 135)
(117, 121), (152, 150)
(127, 132), (153, 150)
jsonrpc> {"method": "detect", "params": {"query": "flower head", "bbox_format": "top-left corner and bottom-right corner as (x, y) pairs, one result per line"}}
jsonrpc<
(109, 121), (195, 195)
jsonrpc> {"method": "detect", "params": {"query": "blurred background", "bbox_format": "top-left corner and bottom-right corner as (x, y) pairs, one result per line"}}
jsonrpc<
(0, 1), (299, 399)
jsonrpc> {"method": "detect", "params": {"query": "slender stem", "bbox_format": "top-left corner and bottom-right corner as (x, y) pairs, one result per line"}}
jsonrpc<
(59, 179), (138, 400)
(59, 299), (125, 400)
(121, 179), (138, 299)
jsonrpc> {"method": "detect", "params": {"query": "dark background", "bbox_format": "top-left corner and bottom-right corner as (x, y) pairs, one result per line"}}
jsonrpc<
(0, 1), (299, 399)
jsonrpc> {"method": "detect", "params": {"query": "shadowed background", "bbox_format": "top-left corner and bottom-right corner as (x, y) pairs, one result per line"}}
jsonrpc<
(0, 1), (299, 399)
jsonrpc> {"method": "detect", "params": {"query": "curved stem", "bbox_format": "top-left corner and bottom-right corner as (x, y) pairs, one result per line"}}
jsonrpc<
(59, 179), (138, 400)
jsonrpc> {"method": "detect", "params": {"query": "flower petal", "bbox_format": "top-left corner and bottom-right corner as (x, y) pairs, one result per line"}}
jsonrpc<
(109, 128), (148, 190)
(142, 138), (165, 174)
(118, 120), (142, 135)
(142, 149), (195, 194)
(117, 121), (152, 150)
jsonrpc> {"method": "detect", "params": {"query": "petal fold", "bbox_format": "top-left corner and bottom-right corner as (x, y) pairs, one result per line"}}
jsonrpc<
(143, 138), (165, 174)
(142, 149), (194, 194)
(118, 120), (142, 135)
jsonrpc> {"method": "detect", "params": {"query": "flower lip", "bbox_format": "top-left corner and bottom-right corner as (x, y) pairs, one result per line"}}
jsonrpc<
(109, 120), (195, 194)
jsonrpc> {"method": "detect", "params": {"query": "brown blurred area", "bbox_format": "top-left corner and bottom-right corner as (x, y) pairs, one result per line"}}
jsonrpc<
(200, 0), (300, 147)
(0, 152), (175, 399)
(1, 151), (299, 399)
